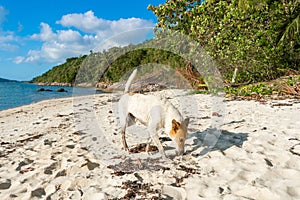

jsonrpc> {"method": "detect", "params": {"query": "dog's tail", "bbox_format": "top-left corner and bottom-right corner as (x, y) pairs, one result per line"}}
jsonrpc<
(124, 68), (137, 93)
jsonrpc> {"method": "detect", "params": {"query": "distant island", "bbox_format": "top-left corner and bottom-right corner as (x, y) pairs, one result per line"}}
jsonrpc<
(0, 78), (17, 82)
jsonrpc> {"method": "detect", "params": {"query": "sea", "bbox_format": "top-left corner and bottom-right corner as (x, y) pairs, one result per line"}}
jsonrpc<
(0, 82), (102, 111)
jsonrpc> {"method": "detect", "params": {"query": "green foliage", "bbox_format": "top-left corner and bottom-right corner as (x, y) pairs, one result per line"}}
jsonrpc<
(225, 83), (274, 96)
(103, 48), (186, 82)
(224, 75), (300, 96)
(32, 45), (187, 85)
(286, 76), (297, 86)
(148, 0), (300, 83)
(32, 56), (87, 84)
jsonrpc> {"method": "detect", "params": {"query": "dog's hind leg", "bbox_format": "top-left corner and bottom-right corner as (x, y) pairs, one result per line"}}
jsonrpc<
(119, 116), (128, 151)
(118, 95), (130, 152)
(121, 128), (129, 151)
(121, 113), (137, 151)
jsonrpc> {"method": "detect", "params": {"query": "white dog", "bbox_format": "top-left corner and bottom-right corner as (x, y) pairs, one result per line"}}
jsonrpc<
(118, 69), (189, 158)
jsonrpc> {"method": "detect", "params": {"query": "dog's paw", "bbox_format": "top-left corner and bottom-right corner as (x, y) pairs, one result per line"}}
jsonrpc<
(122, 147), (129, 152)
(160, 154), (171, 161)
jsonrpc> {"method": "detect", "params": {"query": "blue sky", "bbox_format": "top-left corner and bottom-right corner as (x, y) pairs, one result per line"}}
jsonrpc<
(0, 0), (164, 81)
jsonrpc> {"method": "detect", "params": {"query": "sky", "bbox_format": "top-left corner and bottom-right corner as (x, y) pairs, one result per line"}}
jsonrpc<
(0, 0), (165, 81)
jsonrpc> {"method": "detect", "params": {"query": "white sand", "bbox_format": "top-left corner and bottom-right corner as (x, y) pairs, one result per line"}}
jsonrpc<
(0, 90), (299, 199)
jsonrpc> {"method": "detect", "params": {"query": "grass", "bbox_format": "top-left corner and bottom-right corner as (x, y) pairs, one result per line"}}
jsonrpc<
(224, 75), (300, 97)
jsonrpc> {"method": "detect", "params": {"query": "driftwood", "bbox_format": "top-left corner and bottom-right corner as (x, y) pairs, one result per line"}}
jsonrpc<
(231, 68), (238, 84)
(176, 61), (207, 90)
(281, 84), (300, 95)
(225, 80), (252, 88)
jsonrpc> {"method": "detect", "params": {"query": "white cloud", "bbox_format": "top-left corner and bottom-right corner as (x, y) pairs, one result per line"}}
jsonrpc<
(0, 6), (8, 25)
(26, 50), (42, 62)
(0, 6), (19, 52)
(17, 22), (23, 32)
(14, 56), (25, 64)
(25, 23), (98, 63)
(18, 11), (155, 64)
(57, 30), (82, 43)
(56, 10), (108, 33)
(0, 32), (19, 52)
(14, 50), (41, 64)
(31, 23), (56, 41)
(56, 10), (154, 35)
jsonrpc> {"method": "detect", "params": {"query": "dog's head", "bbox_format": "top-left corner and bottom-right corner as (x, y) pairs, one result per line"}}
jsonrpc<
(169, 118), (189, 156)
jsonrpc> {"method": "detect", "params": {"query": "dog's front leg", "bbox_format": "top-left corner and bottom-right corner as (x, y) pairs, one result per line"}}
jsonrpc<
(147, 106), (167, 158)
(148, 128), (167, 158)
(145, 137), (152, 155)
(152, 134), (167, 159)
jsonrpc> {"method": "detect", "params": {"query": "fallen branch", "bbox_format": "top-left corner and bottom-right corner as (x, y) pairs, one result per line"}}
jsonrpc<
(225, 80), (252, 87)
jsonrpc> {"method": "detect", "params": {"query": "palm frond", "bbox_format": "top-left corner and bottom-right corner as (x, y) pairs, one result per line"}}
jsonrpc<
(279, 14), (300, 44)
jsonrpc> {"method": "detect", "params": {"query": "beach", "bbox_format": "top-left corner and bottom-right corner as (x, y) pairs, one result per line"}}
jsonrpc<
(0, 90), (300, 199)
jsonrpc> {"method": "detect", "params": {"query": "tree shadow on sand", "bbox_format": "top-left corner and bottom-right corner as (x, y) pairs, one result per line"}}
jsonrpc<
(186, 128), (249, 157)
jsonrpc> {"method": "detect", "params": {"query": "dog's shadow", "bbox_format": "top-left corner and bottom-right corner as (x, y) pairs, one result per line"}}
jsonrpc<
(186, 128), (249, 157)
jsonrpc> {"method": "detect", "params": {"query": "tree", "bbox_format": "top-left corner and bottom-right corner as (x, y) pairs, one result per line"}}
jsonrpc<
(148, 0), (300, 83)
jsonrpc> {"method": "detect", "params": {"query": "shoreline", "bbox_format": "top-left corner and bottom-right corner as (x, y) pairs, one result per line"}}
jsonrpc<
(0, 81), (109, 112)
(0, 90), (300, 199)
(34, 82), (74, 87)
(0, 94), (73, 113)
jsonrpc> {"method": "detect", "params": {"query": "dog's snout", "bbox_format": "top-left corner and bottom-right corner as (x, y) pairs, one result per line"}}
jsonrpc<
(176, 148), (185, 156)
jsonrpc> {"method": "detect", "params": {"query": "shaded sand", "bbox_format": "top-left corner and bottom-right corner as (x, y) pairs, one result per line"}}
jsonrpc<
(0, 90), (300, 199)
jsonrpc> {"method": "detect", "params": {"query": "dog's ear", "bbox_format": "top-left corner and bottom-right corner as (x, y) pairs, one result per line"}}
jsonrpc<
(172, 119), (180, 131)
